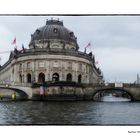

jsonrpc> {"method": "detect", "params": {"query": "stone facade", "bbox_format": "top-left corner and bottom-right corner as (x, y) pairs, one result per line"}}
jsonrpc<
(0, 19), (103, 86)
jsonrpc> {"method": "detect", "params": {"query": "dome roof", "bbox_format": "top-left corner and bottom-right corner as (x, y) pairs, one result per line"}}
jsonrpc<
(29, 19), (77, 45)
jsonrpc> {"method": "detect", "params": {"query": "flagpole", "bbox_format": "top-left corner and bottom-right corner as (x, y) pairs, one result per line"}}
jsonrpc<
(85, 42), (92, 53)
(90, 46), (91, 52)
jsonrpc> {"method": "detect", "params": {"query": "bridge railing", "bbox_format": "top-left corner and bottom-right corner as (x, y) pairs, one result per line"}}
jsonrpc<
(0, 82), (32, 87)
(123, 83), (140, 87)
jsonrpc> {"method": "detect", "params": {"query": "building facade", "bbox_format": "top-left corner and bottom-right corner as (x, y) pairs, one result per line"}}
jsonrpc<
(0, 19), (103, 86)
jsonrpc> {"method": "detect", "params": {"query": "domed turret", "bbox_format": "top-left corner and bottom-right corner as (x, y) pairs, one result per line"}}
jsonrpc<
(29, 19), (79, 51)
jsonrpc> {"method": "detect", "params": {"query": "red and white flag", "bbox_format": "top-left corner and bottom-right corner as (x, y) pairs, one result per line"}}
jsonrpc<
(11, 37), (16, 45)
(85, 42), (91, 48)
(39, 86), (45, 96)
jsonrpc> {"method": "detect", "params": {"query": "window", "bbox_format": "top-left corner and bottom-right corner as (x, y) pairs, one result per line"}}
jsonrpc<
(78, 74), (82, 83)
(23, 64), (25, 70)
(22, 75), (24, 83)
(67, 62), (72, 70)
(36, 29), (40, 34)
(53, 61), (59, 68)
(78, 63), (82, 71)
(66, 73), (72, 82)
(39, 61), (45, 68)
(38, 73), (45, 83)
(52, 73), (59, 81)
(19, 64), (22, 71)
(27, 73), (31, 83)
(19, 74), (22, 83)
(27, 62), (31, 69)
(53, 28), (58, 33)
(70, 32), (74, 37)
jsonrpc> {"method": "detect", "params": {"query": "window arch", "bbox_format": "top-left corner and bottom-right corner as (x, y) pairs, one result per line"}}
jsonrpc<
(38, 72), (45, 83)
(53, 28), (58, 33)
(52, 73), (59, 81)
(27, 73), (32, 83)
(70, 32), (74, 37)
(66, 73), (72, 82)
(78, 74), (82, 84)
(36, 29), (40, 34)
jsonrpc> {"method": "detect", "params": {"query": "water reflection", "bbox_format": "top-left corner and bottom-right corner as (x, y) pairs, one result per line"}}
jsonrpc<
(100, 95), (131, 102)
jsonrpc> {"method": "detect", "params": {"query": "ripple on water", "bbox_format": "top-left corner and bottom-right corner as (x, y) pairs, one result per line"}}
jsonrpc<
(0, 100), (139, 125)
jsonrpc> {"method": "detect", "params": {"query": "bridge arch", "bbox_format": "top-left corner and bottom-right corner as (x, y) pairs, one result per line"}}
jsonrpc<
(0, 87), (28, 100)
(92, 88), (134, 101)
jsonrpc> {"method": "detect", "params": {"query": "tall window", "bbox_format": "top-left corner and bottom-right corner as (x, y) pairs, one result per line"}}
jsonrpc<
(27, 73), (32, 83)
(27, 62), (31, 69)
(78, 74), (82, 84)
(38, 73), (45, 83)
(53, 61), (59, 68)
(52, 73), (59, 81)
(19, 74), (22, 83)
(23, 64), (25, 70)
(67, 62), (72, 70)
(53, 28), (58, 33)
(19, 64), (22, 71)
(22, 74), (24, 83)
(39, 61), (45, 68)
(78, 63), (82, 71)
(66, 73), (72, 82)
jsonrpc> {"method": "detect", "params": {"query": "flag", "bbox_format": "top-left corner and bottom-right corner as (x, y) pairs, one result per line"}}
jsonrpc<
(39, 86), (45, 96)
(85, 42), (91, 48)
(11, 37), (16, 45)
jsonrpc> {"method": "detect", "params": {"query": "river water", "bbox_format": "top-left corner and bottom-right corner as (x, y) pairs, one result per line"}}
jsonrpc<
(0, 96), (140, 125)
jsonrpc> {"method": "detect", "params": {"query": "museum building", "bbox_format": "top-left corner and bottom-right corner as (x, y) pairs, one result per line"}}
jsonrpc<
(0, 19), (103, 85)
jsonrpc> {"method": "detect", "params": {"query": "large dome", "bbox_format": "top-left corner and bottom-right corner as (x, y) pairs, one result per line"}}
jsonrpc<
(29, 19), (78, 50)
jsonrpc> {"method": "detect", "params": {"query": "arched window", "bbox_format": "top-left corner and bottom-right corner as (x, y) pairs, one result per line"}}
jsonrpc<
(52, 73), (59, 81)
(66, 73), (72, 82)
(78, 74), (82, 84)
(53, 28), (58, 33)
(27, 73), (32, 83)
(38, 73), (45, 83)
(19, 74), (22, 83)
(70, 32), (74, 37)
(36, 29), (40, 34)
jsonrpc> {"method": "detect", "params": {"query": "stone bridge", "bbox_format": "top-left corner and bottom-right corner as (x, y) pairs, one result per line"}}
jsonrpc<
(89, 83), (140, 101)
(0, 82), (140, 101)
(0, 84), (32, 100)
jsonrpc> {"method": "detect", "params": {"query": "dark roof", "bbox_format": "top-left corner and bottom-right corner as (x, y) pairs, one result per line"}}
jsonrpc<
(29, 19), (77, 45)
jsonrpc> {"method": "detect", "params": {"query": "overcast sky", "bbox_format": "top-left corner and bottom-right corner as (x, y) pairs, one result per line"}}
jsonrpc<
(0, 15), (140, 83)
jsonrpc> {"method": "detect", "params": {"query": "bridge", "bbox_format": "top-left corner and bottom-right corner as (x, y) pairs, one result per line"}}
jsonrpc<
(0, 82), (140, 101)
(0, 84), (32, 100)
(90, 83), (140, 101)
